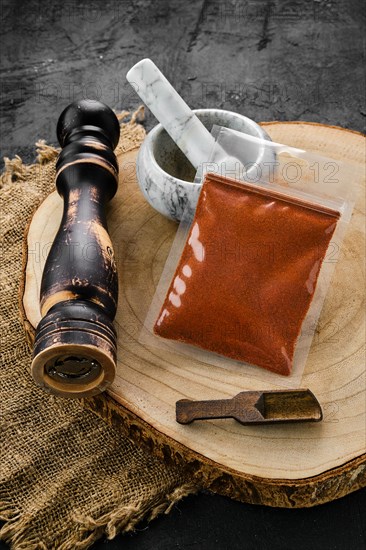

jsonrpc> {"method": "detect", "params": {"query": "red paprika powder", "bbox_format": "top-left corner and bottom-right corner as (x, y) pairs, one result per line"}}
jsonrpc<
(154, 173), (339, 375)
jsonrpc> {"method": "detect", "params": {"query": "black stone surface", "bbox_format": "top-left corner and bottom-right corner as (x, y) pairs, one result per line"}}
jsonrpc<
(1, 0), (365, 548)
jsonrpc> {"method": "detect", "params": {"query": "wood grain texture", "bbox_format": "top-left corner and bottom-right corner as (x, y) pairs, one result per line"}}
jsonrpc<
(22, 122), (366, 506)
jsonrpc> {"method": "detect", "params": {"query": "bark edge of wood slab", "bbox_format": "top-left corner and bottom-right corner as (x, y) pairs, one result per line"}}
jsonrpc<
(84, 392), (366, 508)
(31, 100), (120, 398)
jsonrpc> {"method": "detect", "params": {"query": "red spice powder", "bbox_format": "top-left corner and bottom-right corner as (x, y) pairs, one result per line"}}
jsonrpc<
(154, 173), (340, 375)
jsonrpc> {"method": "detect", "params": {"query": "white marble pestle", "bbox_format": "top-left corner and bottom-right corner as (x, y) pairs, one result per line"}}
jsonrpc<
(126, 58), (217, 170)
(126, 58), (274, 221)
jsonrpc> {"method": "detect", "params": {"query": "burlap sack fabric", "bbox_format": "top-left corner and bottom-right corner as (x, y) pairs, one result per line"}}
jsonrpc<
(0, 109), (196, 550)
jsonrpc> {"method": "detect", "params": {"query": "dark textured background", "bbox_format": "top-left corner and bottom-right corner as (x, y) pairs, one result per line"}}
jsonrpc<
(1, 0), (365, 548)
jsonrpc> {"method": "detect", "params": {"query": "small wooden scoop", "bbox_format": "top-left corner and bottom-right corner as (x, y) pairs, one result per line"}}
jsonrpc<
(176, 389), (322, 426)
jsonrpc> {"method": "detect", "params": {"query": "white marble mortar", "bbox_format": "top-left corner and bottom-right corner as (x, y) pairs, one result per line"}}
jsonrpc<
(136, 108), (273, 222)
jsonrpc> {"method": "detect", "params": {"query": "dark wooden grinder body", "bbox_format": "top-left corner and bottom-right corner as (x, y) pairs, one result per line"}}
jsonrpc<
(31, 100), (120, 397)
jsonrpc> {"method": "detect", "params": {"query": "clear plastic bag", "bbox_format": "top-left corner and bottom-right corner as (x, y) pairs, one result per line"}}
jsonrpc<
(140, 127), (360, 386)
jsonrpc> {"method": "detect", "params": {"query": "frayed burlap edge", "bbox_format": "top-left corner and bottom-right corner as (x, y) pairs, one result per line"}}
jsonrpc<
(0, 105), (146, 189)
(0, 106), (199, 550)
(0, 482), (198, 550)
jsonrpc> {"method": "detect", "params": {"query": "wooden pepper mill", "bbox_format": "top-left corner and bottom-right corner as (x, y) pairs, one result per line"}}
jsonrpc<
(31, 99), (120, 398)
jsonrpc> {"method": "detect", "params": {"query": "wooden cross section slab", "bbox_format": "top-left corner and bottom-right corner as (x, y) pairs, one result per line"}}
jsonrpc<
(21, 122), (366, 507)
